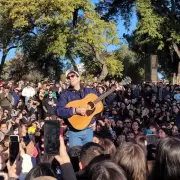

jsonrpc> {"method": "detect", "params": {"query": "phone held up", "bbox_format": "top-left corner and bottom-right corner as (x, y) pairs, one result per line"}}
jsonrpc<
(0, 172), (8, 180)
(9, 135), (19, 166)
(44, 120), (60, 155)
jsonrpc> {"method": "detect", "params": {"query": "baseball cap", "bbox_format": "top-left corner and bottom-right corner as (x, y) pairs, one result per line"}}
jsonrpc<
(65, 69), (80, 78)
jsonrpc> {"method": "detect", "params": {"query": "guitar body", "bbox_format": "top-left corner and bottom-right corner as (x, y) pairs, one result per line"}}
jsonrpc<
(66, 93), (104, 130)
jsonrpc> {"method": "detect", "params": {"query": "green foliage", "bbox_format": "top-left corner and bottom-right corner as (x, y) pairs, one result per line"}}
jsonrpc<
(0, 0), (120, 79)
(80, 52), (124, 78)
(2, 52), (63, 81)
(115, 45), (145, 83)
(105, 55), (123, 77)
(2, 0), (119, 52)
(135, 0), (180, 51)
(116, 45), (136, 64)
(96, 0), (180, 78)
(135, 0), (180, 77)
(135, 0), (164, 49)
(80, 74), (95, 83)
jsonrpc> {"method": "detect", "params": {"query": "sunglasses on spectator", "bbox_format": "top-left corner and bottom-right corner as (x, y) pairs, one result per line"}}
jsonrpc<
(67, 74), (76, 80)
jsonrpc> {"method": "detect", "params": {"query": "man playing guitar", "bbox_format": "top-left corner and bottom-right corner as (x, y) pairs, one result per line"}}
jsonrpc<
(56, 69), (122, 147)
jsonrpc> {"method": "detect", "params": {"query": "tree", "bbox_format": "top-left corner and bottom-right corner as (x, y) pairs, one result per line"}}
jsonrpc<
(114, 45), (144, 83)
(22, 34), (63, 80)
(96, 0), (180, 78)
(0, 8), (19, 75)
(80, 52), (123, 80)
(2, 51), (63, 81)
(135, 0), (180, 51)
(0, 0), (120, 80)
(135, 0), (180, 77)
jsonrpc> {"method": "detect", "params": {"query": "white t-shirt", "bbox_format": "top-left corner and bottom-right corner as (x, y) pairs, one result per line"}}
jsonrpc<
(22, 86), (35, 97)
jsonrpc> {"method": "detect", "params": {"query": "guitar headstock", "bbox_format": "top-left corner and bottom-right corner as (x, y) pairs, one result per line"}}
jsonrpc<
(120, 76), (132, 86)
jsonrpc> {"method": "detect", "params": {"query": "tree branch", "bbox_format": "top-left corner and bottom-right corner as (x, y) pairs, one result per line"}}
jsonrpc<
(29, 31), (37, 36)
(87, 43), (105, 64)
(7, 45), (18, 52)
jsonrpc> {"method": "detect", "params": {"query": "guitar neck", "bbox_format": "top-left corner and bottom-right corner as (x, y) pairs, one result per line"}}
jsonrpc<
(94, 87), (115, 104)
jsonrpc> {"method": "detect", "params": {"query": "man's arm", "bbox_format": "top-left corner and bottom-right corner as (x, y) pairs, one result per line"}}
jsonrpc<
(56, 93), (74, 119)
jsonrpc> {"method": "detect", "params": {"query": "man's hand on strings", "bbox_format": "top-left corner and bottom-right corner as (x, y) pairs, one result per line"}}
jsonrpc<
(75, 108), (87, 116)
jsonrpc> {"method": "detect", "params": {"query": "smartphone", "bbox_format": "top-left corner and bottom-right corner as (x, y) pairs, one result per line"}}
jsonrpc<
(0, 172), (8, 180)
(146, 134), (158, 146)
(9, 135), (19, 166)
(44, 120), (60, 155)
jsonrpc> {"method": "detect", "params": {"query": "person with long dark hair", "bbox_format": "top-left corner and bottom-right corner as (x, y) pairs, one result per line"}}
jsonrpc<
(153, 137), (180, 180)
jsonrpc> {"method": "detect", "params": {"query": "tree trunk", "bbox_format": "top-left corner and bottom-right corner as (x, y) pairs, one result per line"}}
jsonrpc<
(173, 42), (180, 59)
(0, 50), (7, 76)
(98, 63), (108, 81)
(93, 48), (109, 81)
(69, 56), (79, 73)
(66, 52), (79, 73)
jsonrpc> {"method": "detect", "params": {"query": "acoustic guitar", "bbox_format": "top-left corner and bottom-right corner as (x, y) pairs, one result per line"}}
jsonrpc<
(66, 77), (131, 130)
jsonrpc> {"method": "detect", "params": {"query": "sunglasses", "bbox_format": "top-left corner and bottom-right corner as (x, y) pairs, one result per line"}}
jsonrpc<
(67, 74), (76, 80)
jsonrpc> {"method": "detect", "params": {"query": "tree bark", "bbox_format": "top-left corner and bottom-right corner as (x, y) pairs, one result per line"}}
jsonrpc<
(86, 43), (109, 81)
(173, 42), (180, 59)
(0, 50), (7, 76)
(68, 55), (79, 73)
(98, 63), (108, 81)
(93, 48), (108, 81)
(0, 46), (18, 76)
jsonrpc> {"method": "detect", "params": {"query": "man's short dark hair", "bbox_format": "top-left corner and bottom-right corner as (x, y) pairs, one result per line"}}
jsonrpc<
(0, 120), (7, 127)
(79, 142), (104, 167)
(68, 146), (82, 172)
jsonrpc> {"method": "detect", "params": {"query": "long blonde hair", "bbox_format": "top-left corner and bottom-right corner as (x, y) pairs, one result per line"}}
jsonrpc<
(113, 142), (147, 180)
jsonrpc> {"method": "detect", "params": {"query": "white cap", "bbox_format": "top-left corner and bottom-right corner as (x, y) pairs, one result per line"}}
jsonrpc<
(65, 69), (80, 78)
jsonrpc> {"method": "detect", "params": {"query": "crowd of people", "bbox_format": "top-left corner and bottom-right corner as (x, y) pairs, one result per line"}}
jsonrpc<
(0, 72), (180, 180)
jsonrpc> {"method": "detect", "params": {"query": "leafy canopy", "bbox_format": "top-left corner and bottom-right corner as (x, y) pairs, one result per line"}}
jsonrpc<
(0, 0), (121, 79)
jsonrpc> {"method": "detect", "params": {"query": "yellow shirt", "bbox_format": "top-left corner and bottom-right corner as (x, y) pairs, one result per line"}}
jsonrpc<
(28, 126), (36, 134)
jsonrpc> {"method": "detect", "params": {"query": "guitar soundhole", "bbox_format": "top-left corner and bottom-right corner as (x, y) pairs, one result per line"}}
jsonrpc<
(86, 101), (95, 116)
